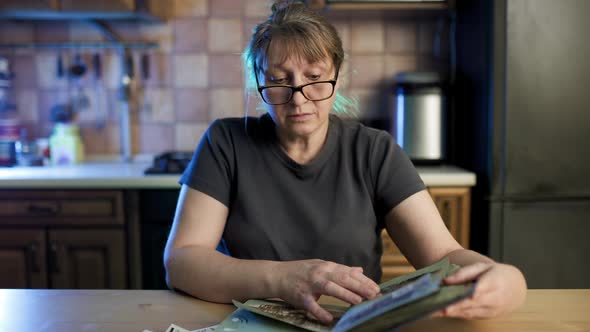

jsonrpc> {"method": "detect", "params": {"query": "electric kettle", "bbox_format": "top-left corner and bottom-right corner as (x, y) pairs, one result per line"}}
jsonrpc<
(393, 72), (446, 164)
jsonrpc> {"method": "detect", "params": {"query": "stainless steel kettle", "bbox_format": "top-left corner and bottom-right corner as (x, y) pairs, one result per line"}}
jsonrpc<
(393, 72), (446, 164)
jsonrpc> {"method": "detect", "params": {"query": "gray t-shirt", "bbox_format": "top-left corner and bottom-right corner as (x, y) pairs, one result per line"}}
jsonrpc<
(179, 114), (425, 281)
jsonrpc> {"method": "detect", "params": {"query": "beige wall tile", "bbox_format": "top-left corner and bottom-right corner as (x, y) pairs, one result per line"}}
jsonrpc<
(349, 55), (385, 88)
(37, 89), (69, 124)
(33, 21), (69, 42)
(104, 51), (125, 90)
(385, 55), (417, 79)
(351, 20), (384, 53)
(211, 0), (244, 17)
(243, 18), (262, 49)
(69, 21), (104, 42)
(80, 126), (107, 154)
(173, 54), (208, 87)
(245, 0), (272, 18)
(138, 123), (174, 153)
(16, 90), (39, 123)
(332, 20), (351, 53)
(104, 124), (122, 154)
(173, 0), (208, 17)
(210, 88), (244, 120)
(108, 22), (140, 41)
(74, 86), (103, 126)
(175, 122), (208, 151)
(175, 88), (208, 122)
(174, 18), (208, 53)
(139, 23), (173, 53)
(209, 54), (243, 88)
(139, 88), (174, 123)
(0, 22), (34, 43)
(12, 55), (37, 89)
(36, 52), (68, 89)
(142, 52), (173, 87)
(385, 21), (417, 54)
(208, 19), (243, 53)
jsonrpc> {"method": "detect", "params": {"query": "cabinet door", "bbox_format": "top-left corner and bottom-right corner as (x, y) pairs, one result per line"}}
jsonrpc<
(380, 186), (471, 281)
(0, 230), (47, 288)
(380, 230), (414, 282)
(428, 187), (471, 248)
(48, 230), (127, 289)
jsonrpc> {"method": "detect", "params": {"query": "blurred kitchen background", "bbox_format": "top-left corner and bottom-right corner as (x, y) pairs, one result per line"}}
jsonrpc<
(0, 0), (588, 291)
(0, 0), (449, 156)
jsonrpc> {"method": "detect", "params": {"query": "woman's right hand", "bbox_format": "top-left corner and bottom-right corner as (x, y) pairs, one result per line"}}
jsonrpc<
(271, 259), (381, 324)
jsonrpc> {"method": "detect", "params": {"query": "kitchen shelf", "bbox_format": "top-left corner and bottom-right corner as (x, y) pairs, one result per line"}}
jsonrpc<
(0, 41), (158, 50)
(309, 0), (452, 11)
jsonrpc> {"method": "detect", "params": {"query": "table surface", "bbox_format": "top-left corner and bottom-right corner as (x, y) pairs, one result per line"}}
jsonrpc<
(0, 289), (588, 332)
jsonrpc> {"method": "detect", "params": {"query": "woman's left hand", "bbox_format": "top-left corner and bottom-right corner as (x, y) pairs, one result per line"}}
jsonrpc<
(435, 262), (527, 319)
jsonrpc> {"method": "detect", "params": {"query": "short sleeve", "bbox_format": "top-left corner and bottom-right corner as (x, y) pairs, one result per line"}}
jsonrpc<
(370, 132), (426, 217)
(179, 119), (234, 207)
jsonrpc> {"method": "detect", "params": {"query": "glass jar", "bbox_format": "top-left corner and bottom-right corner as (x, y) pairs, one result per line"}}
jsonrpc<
(49, 123), (85, 165)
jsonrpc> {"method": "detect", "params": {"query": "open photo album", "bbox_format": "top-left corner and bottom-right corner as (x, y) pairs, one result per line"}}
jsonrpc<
(218, 258), (475, 332)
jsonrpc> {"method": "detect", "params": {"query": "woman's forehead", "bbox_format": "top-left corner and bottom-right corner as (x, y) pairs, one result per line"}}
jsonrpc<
(263, 55), (332, 72)
(258, 37), (334, 72)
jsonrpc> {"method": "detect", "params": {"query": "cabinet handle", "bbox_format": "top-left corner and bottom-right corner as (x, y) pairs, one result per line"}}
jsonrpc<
(49, 242), (60, 274)
(28, 242), (40, 273)
(27, 204), (60, 215)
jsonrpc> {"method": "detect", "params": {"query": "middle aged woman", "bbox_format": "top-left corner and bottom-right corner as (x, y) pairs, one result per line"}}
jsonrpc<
(164, 1), (527, 325)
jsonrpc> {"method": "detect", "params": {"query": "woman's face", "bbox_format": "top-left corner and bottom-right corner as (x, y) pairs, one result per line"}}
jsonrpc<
(258, 52), (338, 141)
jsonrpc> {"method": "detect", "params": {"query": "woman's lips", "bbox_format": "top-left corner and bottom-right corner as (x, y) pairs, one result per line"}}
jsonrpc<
(287, 113), (313, 121)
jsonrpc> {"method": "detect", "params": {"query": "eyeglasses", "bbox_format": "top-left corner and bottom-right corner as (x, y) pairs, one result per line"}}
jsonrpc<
(255, 69), (339, 105)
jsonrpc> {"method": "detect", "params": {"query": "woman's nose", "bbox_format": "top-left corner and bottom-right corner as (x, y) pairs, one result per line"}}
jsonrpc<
(290, 88), (308, 105)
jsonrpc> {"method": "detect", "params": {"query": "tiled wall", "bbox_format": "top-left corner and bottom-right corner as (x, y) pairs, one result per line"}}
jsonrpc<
(0, 0), (447, 156)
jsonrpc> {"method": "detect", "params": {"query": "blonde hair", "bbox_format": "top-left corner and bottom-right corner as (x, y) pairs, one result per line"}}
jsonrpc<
(243, 0), (358, 116)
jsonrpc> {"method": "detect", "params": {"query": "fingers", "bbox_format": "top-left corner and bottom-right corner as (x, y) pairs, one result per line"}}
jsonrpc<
(302, 294), (334, 324)
(348, 267), (381, 298)
(444, 262), (494, 285)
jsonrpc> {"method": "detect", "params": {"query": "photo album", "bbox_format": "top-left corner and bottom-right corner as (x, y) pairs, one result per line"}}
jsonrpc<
(218, 258), (475, 332)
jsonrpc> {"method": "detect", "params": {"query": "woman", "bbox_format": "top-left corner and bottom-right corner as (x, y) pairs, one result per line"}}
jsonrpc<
(164, 1), (527, 324)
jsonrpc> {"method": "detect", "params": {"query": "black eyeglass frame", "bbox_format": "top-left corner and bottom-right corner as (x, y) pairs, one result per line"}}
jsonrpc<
(254, 67), (340, 105)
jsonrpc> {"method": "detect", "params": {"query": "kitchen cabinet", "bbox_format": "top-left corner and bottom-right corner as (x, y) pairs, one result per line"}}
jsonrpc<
(0, 0), (164, 21)
(0, 230), (47, 288)
(380, 186), (471, 281)
(0, 190), (135, 289)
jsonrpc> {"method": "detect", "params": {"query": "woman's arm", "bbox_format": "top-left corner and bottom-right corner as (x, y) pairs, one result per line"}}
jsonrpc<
(164, 185), (277, 302)
(164, 185), (380, 323)
(385, 189), (527, 319)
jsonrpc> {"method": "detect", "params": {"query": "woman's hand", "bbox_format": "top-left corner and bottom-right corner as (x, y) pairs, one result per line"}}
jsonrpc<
(436, 262), (527, 319)
(271, 259), (381, 324)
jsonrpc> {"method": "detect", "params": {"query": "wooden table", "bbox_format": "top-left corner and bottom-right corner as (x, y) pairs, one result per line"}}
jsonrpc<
(0, 289), (588, 332)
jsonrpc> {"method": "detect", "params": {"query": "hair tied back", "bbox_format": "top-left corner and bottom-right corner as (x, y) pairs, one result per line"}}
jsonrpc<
(271, 0), (307, 14)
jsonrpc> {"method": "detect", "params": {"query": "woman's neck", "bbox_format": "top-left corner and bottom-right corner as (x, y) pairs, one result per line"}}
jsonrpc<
(276, 124), (329, 165)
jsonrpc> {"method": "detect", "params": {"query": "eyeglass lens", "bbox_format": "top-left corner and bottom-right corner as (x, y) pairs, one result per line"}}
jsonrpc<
(261, 82), (334, 104)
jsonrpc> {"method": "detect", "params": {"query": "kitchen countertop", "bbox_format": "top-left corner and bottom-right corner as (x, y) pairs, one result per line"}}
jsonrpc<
(0, 161), (476, 189)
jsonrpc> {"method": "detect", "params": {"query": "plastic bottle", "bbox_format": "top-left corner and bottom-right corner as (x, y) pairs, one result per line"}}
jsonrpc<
(49, 123), (85, 165)
(0, 56), (18, 167)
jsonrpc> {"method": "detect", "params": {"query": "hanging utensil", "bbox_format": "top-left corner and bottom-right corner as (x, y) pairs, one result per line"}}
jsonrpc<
(69, 52), (90, 113)
(56, 52), (64, 78)
(92, 52), (106, 129)
(140, 52), (152, 114)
